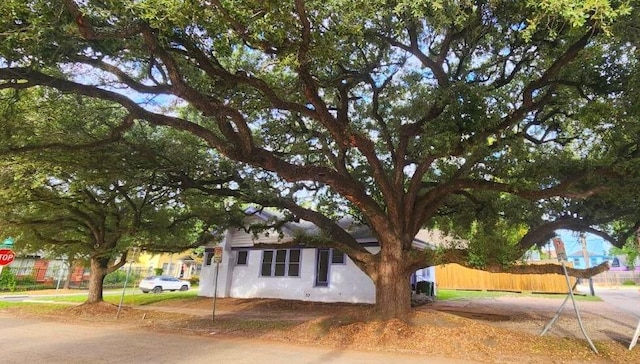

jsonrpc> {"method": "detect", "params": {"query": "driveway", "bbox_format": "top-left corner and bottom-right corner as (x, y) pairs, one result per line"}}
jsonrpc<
(0, 314), (471, 364)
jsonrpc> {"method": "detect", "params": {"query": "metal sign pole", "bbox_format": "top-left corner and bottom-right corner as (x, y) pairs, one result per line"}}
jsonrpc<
(55, 259), (66, 291)
(211, 246), (223, 324)
(630, 319), (640, 350)
(540, 280), (579, 336)
(116, 247), (139, 319)
(116, 261), (133, 319)
(541, 237), (598, 353)
(212, 261), (220, 323)
(560, 261), (598, 353)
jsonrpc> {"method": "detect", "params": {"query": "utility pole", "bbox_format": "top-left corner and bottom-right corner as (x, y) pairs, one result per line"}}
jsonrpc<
(580, 233), (595, 296)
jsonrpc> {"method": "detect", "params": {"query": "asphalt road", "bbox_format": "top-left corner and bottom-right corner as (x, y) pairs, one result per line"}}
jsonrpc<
(0, 315), (471, 364)
(0, 295), (29, 302)
(592, 286), (640, 317)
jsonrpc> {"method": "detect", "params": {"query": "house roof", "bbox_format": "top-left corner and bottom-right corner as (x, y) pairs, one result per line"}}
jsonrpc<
(240, 206), (454, 249)
(566, 250), (607, 257)
(243, 206), (376, 240)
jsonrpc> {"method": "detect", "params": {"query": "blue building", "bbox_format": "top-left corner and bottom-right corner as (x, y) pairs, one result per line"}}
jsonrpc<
(567, 249), (610, 269)
(558, 231), (612, 269)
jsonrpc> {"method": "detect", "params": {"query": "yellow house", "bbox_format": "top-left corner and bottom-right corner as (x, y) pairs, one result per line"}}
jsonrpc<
(135, 251), (201, 279)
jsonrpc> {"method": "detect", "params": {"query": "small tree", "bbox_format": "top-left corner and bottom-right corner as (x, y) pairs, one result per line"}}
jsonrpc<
(0, 268), (17, 292)
(0, 92), (226, 304)
(610, 241), (640, 270)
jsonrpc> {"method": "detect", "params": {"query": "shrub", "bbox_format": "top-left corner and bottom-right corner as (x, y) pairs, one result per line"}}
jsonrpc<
(104, 270), (127, 284)
(17, 283), (55, 291)
(622, 280), (636, 286)
(104, 270), (140, 285)
(189, 275), (199, 286)
(15, 275), (37, 286)
(154, 268), (164, 276)
(0, 268), (17, 292)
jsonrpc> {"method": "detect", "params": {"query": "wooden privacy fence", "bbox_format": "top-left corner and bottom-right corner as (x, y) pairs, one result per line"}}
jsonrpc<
(435, 263), (576, 294)
(592, 270), (640, 286)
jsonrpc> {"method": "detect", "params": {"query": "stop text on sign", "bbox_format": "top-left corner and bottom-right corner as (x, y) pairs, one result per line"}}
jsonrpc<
(0, 248), (15, 266)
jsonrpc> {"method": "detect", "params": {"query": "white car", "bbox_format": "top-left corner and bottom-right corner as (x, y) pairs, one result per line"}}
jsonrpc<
(139, 276), (190, 293)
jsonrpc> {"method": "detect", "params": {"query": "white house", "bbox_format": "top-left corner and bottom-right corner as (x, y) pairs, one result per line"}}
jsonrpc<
(198, 209), (437, 304)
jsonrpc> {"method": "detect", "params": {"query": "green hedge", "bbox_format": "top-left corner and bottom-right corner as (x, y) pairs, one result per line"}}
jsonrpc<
(104, 270), (141, 285)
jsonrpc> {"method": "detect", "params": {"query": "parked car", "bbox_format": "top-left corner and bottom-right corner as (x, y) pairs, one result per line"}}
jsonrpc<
(139, 276), (190, 293)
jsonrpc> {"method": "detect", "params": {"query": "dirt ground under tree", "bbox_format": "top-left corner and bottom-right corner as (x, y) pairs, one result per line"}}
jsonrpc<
(4, 293), (640, 363)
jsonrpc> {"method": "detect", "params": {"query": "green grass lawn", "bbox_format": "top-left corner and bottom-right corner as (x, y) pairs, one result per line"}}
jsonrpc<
(436, 289), (515, 300)
(436, 289), (601, 302)
(0, 290), (198, 316)
(2, 288), (599, 311)
(0, 300), (72, 313)
(30, 290), (199, 305)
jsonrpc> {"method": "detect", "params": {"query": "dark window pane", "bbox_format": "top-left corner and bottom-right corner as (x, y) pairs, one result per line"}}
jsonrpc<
(316, 249), (329, 286)
(288, 263), (300, 277)
(261, 251), (274, 276)
(275, 250), (287, 263)
(237, 250), (248, 265)
(289, 249), (300, 263)
(204, 252), (213, 266)
(331, 250), (345, 264)
(261, 262), (272, 276)
(263, 250), (273, 263)
(274, 263), (286, 276)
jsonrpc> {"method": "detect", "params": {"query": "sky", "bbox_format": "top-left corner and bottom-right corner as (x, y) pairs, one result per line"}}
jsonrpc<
(554, 230), (612, 257)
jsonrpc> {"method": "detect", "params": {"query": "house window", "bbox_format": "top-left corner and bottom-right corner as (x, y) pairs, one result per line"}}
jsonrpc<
(236, 250), (248, 265)
(316, 249), (345, 287)
(204, 252), (213, 266)
(261, 249), (300, 277)
(331, 249), (346, 264)
(573, 258), (580, 266)
(288, 249), (300, 276)
(315, 248), (330, 287)
(612, 257), (620, 267)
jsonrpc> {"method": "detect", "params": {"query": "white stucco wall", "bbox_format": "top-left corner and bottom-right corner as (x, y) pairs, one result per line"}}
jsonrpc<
(198, 229), (234, 298)
(227, 247), (378, 303)
(199, 242), (380, 304)
(198, 224), (442, 303)
(198, 220), (446, 304)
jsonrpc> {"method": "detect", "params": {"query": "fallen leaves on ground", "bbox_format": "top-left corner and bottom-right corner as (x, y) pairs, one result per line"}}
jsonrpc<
(4, 296), (640, 363)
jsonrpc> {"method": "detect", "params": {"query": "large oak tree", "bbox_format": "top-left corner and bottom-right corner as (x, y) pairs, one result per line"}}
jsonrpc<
(1, 0), (638, 319)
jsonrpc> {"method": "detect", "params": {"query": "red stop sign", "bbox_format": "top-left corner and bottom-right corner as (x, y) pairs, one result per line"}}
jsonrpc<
(0, 248), (15, 266)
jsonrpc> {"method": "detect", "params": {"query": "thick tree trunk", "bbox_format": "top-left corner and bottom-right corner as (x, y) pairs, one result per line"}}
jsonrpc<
(374, 241), (412, 321)
(86, 257), (109, 304)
